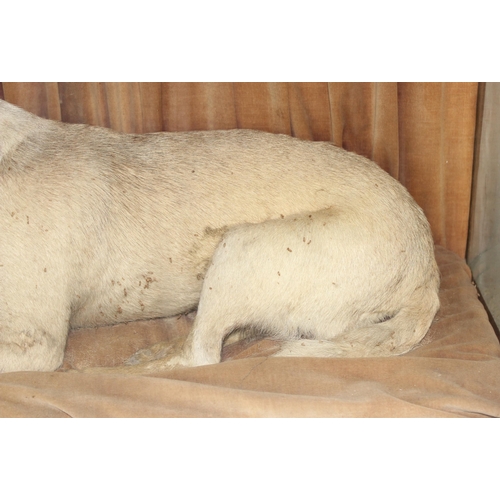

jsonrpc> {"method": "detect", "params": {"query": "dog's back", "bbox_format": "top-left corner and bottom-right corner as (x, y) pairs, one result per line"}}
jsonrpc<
(0, 99), (439, 372)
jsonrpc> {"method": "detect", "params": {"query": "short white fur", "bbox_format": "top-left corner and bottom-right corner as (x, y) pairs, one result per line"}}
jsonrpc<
(0, 100), (439, 373)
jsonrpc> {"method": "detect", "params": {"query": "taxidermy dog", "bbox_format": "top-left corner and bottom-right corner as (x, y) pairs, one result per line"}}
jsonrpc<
(0, 99), (439, 374)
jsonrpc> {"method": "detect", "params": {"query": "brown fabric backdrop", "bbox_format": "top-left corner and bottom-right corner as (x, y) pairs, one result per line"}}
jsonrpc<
(0, 82), (478, 257)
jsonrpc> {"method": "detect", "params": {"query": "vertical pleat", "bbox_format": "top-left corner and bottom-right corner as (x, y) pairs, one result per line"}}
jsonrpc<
(136, 83), (164, 133)
(161, 83), (237, 131)
(398, 83), (478, 257)
(327, 82), (400, 178)
(288, 82), (332, 141)
(102, 83), (163, 133)
(104, 82), (145, 133)
(0, 82), (478, 256)
(232, 82), (291, 134)
(58, 82), (110, 128)
(2, 82), (61, 121)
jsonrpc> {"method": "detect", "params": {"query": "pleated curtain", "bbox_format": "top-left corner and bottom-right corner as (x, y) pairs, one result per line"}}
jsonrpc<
(0, 82), (479, 258)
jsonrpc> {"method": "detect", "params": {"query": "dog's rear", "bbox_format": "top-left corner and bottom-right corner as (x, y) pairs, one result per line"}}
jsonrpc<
(0, 99), (439, 373)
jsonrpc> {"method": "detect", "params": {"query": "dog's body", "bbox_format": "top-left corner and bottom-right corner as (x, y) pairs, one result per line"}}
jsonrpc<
(0, 99), (439, 373)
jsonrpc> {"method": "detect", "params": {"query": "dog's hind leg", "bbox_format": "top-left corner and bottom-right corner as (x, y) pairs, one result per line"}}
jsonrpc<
(119, 210), (359, 371)
(117, 208), (439, 373)
(272, 286), (440, 359)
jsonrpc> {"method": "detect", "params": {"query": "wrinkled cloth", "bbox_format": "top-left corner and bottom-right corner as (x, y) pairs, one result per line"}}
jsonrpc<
(0, 246), (499, 417)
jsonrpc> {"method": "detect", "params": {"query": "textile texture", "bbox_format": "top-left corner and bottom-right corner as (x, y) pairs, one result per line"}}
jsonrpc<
(0, 246), (499, 417)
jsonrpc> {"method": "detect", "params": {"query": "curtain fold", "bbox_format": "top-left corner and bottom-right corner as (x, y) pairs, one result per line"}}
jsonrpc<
(467, 82), (500, 325)
(0, 82), (478, 257)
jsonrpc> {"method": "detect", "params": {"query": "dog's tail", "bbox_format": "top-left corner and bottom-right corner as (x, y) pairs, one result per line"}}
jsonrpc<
(273, 286), (440, 359)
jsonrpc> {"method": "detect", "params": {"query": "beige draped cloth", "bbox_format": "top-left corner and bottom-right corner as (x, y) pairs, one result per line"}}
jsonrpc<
(0, 247), (498, 417)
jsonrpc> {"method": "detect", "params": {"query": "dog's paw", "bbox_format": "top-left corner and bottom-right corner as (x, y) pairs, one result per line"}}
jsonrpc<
(125, 343), (173, 365)
(125, 337), (185, 365)
(61, 337), (193, 375)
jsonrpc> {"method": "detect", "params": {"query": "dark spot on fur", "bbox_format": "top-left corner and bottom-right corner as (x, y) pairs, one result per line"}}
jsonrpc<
(204, 226), (228, 237)
(377, 313), (395, 324)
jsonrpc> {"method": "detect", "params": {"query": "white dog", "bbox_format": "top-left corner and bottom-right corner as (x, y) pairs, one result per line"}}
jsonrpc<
(0, 99), (439, 373)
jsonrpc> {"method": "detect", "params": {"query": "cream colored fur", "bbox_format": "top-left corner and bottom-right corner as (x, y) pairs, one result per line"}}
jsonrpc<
(0, 99), (439, 373)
